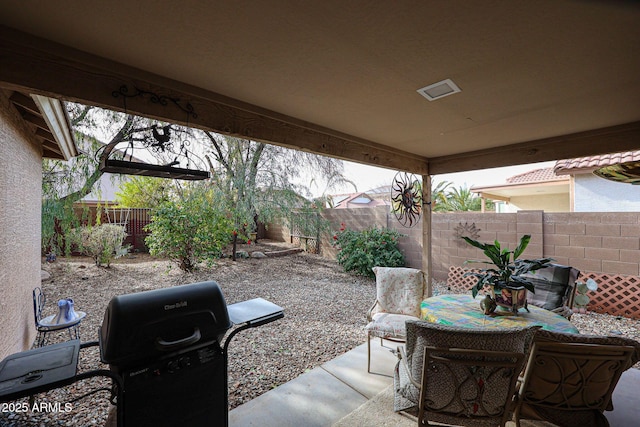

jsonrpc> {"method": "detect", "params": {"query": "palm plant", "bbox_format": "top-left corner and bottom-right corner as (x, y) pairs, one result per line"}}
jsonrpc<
(437, 185), (494, 212)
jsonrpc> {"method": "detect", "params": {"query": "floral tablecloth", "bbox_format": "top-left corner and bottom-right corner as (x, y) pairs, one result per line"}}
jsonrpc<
(420, 294), (579, 333)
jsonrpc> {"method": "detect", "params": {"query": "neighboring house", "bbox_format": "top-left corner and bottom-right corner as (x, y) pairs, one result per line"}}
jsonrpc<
(0, 92), (76, 358)
(365, 185), (393, 202)
(53, 135), (132, 208)
(77, 173), (129, 207)
(330, 189), (390, 209)
(472, 151), (640, 213)
(554, 151), (640, 212)
(471, 168), (570, 212)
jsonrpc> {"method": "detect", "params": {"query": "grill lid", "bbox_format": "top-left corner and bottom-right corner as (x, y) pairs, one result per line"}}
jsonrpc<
(99, 281), (231, 367)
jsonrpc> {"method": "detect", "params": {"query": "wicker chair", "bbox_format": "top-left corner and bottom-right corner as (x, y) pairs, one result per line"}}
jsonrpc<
(394, 320), (539, 425)
(365, 267), (425, 373)
(521, 263), (580, 320)
(514, 330), (640, 427)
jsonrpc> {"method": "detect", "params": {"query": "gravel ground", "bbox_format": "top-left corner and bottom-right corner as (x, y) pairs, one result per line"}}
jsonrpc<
(1, 241), (638, 426)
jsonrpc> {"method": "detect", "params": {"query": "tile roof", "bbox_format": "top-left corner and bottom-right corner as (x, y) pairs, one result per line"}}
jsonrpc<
(554, 150), (640, 175)
(505, 167), (566, 184)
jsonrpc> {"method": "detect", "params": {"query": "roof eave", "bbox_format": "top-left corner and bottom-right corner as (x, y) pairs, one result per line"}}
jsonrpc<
(471, 178), (569, 193)
(31, 95), (77, 160)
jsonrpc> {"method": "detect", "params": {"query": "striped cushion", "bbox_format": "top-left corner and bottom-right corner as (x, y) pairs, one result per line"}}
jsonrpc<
(522, 264), (578, 310)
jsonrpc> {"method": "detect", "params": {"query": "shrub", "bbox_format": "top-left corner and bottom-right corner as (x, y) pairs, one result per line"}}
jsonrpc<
(70, 224), (129, 267)
(333, 225), (405, 278)
(145, 190), (233, 272)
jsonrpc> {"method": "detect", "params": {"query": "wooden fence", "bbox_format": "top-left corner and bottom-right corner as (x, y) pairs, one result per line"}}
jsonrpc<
(74, 206), (151, 252)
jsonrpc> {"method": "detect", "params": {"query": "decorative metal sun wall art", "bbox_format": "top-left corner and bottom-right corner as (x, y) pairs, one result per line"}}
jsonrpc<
(98, 85), (210, 180)
(390, 172), (423, 227)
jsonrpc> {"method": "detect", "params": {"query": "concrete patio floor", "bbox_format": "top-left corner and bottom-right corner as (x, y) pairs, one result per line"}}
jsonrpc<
(229, 338), (640, 427)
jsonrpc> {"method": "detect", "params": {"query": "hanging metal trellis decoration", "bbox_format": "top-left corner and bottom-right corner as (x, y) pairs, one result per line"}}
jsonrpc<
(390, 172), (423, 227)
(98, 85), (210, 180)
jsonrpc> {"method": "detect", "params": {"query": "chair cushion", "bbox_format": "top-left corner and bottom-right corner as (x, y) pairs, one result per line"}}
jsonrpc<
(404, 321), (538, 392)
(365, 312), (417, 340)
(421, 347), (524, 424)
(373, 267), (425, 318)
(394, 321), (539, 412)
(522, 264), (577, 310)
(535, 329), (640, 367)
(523, 329), (640, 420)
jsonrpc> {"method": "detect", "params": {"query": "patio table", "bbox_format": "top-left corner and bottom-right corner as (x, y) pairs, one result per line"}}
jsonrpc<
(420, 294), (579, 333)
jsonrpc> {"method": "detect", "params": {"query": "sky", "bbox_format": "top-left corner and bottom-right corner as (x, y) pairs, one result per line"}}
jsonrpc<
(323, 160), (557, 196)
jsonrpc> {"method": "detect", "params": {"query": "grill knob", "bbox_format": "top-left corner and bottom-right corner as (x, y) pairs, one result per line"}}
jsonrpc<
(167, 360), (180, 373)
(180, 356), (192, 368)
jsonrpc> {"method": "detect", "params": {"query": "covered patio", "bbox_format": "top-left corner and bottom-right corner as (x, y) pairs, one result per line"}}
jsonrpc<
(1, 1), (639, 425)
(229, 339), (639, 426)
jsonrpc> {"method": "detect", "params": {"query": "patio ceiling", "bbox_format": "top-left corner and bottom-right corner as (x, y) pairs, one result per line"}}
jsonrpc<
(0, 1), (639, 175)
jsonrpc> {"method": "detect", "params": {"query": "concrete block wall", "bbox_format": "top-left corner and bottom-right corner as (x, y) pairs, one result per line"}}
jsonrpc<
(543, 212), (640, 276)
(0, 92), (41, 358)
(266, 206), (412, 262)
(431, 212), (525, 281)
(389, 217), (423, 271)
(318, 206), (389, 260)
(267, 207), (640, 284)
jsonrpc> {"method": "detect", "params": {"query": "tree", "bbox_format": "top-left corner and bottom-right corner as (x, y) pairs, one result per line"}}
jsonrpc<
(115, 176), (172, 208)
(44, 103), (350, 262)
(145, 186), (233, 272)
(431, 180), (453, 212)
(438, 185), (494, 212)
(42, 105), (132, 254)
(42, 104), (180, 254)
(203, 133), (347, 259)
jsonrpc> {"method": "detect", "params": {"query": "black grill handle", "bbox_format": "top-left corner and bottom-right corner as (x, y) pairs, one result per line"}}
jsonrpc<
(155, 327), (201, 351)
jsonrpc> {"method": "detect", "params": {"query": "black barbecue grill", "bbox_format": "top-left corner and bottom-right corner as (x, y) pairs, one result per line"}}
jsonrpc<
(0, 281), (283, 427)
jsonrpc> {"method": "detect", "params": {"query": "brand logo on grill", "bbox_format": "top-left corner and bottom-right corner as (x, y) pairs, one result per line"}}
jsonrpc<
(164, 301), (188, 310)
(129, 367), (149, 377)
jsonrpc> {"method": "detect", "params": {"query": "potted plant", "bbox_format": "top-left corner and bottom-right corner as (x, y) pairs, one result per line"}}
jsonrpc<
(462, 234), (553, 315)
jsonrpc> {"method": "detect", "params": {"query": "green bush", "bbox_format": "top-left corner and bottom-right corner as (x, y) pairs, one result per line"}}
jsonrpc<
(70, 224), (129, 267)
(145, 190), (233, 272)
(333, 225), (405, 278)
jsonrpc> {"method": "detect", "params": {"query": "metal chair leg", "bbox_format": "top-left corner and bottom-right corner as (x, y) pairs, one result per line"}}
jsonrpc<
(69, 324), (81, 340)
(33, 331), (47, 348)
(367, 332), (371, 373)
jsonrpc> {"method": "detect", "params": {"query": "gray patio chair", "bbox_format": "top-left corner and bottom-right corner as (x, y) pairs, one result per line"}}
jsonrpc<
(521, 263), (580, 319)
(394, 320), (539, 425)
(365, 267), (425, 373)
(514, 329), (640, 427)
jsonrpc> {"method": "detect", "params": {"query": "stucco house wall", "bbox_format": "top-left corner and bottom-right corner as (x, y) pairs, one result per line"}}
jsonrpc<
(497, 193), (570, 213)
(0, 93), (41, 358)
(573, 174), (640, 212)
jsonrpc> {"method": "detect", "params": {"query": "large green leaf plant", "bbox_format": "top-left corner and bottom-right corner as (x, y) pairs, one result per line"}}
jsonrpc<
(462, 234), (553, 298)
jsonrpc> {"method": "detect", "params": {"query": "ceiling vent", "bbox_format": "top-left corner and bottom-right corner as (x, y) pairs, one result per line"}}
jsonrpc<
(417, 79), (461, 101)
